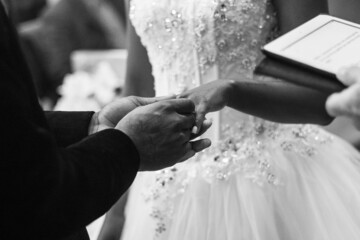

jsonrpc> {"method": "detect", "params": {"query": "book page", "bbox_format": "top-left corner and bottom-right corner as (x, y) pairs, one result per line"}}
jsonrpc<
(281, 20), (360, 73)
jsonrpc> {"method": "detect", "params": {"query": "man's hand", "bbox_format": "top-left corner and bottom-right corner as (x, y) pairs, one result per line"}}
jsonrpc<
(89, 95), (175, 134)
(326, 66), (360, 129)
(116, 99), (212, 171)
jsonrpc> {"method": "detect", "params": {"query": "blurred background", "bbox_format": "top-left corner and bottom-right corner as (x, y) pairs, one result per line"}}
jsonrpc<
(3, 0), (128, 111)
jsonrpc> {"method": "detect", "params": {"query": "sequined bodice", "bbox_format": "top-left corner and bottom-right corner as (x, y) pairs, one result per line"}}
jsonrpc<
(130, 0), (277, 96)
(129, 0), (334, 184)
(128, 2), (336, 237)
(130, 0), (280, 142)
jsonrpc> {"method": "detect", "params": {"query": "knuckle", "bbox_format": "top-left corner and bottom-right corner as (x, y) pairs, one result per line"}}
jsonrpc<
(177, 132), (186, 140)
(188, 99), (196, 108)
(127, 96), (141, 105)
(158, 101), (173, 111)
(174, 117), (187, 129)
(126, 95), (137, 102)
(181, 98), (195, 108)
(198, 101), (208, 111)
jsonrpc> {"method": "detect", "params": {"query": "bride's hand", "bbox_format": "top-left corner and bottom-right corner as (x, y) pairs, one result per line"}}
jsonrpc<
(178, 80), (232, 133)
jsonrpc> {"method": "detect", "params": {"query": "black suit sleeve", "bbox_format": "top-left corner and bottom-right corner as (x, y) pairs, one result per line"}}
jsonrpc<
(0, 3), (140, 238)
(0, 48), (140, 240)
(1, 100), (140, 239)
(45, 111), (94, 147)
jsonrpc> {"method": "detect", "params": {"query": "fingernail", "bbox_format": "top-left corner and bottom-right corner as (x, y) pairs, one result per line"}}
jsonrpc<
(336, 66), (350, 81)
(325, 94), (340, 117)
(192, 126), (198, 134)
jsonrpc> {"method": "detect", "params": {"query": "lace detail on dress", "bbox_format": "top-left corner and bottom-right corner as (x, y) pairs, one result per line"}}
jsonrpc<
(130, 0), (200, 95)
(129, 0), (331, 238)
(129, 0), (278, 94)
(142, 123), (334, 239)
(197, 0), (278, 75)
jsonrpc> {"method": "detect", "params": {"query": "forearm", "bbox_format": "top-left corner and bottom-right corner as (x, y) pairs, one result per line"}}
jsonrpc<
(1, 113), (139, 238)
(42, 130), (139, 238)
(4, 94), (139, 238)
(226, 79), (333, 125)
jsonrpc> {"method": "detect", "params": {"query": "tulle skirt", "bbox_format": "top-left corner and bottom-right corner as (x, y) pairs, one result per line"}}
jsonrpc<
(121, 124), (360, 240)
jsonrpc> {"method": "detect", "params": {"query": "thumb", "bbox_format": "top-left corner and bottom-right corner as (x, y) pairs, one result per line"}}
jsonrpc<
(337, 65), (360, 86)
(326, 83), (360, 117)
(191, 138), (212, 152)
(326, 93), (345, 117)
(154, 94), (177, 101)
(326, 89), (356, 117)
(135, 94), (177, 106)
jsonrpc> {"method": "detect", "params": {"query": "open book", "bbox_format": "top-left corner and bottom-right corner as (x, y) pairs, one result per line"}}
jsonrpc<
(254, 15), (360, 94)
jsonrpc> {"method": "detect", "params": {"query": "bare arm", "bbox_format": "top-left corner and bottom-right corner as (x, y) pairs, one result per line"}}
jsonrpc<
(237, 0), (330, 123)
(226, 79), (332, 125)
(123, 9), (155, 97)
(273, 0), (329, 34)
(180, 78), (333, 132)
(228, 0), (331, 124)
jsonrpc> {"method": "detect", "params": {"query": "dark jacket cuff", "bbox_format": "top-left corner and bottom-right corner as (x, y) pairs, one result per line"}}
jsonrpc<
(45, 111), (94, 147)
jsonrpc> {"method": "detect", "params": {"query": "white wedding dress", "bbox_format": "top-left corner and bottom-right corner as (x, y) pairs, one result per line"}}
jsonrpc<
(121, 0), (360, 239)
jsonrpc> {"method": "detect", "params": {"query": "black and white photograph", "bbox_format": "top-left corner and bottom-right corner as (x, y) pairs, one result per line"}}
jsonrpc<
(2, 0), (360, 240)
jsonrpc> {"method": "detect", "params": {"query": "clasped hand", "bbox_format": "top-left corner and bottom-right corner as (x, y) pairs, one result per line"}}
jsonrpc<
(91, 95), (212, 171)
(178, 80), (232, 134)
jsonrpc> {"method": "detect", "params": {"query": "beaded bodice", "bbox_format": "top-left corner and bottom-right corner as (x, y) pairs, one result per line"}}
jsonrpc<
(128, 0), (334, 177)
(128, 2), (335, 237)
(130, 0), (277, 96)
(130, 0), (280, 142)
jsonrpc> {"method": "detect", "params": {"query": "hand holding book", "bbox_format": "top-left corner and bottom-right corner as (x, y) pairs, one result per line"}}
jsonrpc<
(326, 65), (360, 129)
(254, 15), (360, 94)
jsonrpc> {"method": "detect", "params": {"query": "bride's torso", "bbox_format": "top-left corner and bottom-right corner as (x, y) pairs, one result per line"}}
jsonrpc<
(129, 0), (278, 89)
(130, 0), (280, 141)
(124, 2), (338, 234)
(129, 0), (335, 183)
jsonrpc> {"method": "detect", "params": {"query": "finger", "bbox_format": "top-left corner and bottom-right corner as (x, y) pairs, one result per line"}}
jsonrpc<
(337, 65), (360, 86)
(153, 94), (177, 101)
(166, 98), (195, 114)
(178, 130), (192, 143)
(326, 92), (350, 117)
(193, 104), (207, 134)
(178, 139), (212, 163)
(191, 119), (213, 140)
(178, 142), (196, 163)
(191, 138), (212, 152)
(326, 85), (360, 117)
(176, 89), (191, 99)
(135, 95), (177, 106)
